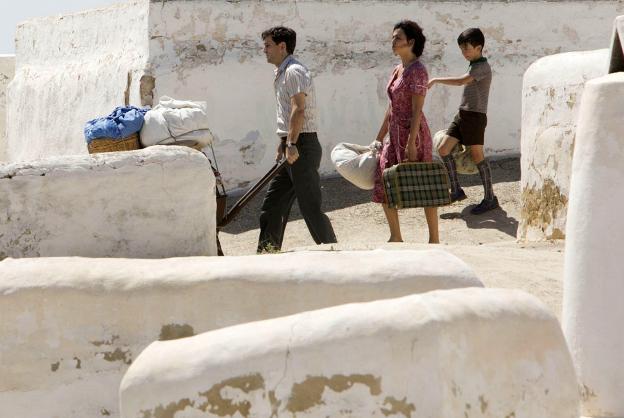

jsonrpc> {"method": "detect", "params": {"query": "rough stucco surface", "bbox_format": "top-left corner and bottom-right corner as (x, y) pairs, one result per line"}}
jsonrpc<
(0, 249), (480, 418)
(563, 72), (624, 418)
(518, 49), (609, 242)
(120, 288), (579, 418)
(0, 145), (216, 258)
(6, 0), (624, 189)
(6, 0), (149, 163)
(147, 0), (623, 189)
(0, 55), (15, 162)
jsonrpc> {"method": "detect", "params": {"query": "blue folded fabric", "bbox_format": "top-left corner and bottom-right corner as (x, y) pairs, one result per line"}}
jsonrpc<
(84, 106), (148, 143)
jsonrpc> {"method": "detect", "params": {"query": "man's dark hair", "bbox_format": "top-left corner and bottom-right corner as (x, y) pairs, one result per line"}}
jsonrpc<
(457, 28), (485, 48)
(261, 26), (297, 55)
(393, 20), (426, 57)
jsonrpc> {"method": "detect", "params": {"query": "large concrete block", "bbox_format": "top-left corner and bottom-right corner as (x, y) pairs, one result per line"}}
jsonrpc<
(120, 288), (579, 418)
(563, 72), (624, 417)
(0, 249), (481, 418)
(7, 1), (623, 188)
(518, 49), (609, 241)
(0, 146), (216, 258)
(0, 54), (15, 162)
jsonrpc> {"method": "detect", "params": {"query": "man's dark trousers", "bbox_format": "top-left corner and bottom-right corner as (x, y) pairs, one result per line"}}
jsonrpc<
(258, 132), (337, 252)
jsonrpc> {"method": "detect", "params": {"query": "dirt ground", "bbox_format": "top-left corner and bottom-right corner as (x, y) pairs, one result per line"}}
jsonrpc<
(219, 157), (565, 319)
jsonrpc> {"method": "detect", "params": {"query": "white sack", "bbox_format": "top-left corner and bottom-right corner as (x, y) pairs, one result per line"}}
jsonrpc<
(331, 142), (378, 190)
(433, 130), (478, 175)
(140, 96), (214, 147)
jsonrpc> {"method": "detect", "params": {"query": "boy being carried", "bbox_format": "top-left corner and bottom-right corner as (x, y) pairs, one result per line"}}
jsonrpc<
(428, 28), (498, 215)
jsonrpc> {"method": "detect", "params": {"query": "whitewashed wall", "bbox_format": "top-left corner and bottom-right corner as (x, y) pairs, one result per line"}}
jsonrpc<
(518, 49), (609, 241)
(0, 249), (480, 418)
(0, 146), (216, 258)
(6, 0), (623, 189)
(6, 0), (149, 162)
(120, 288), (579, 418)
(147, 0), (623, 189)
(0, 55), (15, 162)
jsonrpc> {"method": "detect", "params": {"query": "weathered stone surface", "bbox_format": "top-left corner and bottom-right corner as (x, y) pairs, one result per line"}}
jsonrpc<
(518, 49), (609, 241)
(0, 54), (14, 162)
(120, 288), (579, 418)
(0, 145), (216, 258)
(0, 249), (480, 418)
(563, 72), (624, 417)
(7, 1), (624, 189)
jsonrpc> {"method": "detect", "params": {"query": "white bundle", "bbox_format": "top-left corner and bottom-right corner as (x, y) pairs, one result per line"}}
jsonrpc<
(433, 130), (478, 175)
(140, 96), (214, 148)
(331, 142), (379, 190)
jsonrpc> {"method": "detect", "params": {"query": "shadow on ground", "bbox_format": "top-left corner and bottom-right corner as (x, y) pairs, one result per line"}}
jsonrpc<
(220, 157), (520, 235)
(440, 205), (519, 237)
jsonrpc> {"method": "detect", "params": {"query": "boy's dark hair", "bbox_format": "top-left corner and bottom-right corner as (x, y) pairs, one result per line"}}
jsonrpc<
(393, 20), (426, 57)
(457, 28), (485, 48)
(261, 26), (297, 55)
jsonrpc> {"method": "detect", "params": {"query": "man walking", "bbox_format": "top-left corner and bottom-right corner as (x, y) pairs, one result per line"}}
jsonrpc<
(257, 26), (337, 253)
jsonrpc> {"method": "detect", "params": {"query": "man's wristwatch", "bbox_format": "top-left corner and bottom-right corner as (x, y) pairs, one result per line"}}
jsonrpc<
(286, 142), (297, 148)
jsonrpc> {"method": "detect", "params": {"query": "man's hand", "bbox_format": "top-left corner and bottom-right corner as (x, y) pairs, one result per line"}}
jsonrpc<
(275, 142), (285, 162)
(286, 144), (299, 164)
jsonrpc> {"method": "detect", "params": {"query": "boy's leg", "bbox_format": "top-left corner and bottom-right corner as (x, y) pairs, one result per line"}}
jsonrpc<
(438, 135), (465, 201)
(470, 144), (499, 214)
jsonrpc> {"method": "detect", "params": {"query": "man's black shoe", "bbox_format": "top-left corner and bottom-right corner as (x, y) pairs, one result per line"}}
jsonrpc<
(470, 196), (500, 215)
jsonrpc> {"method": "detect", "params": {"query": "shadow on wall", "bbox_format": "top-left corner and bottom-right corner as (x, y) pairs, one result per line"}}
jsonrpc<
(221, 157), (520, 235)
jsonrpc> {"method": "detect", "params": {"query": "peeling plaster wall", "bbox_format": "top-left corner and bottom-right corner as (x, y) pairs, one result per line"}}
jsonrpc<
(6, 0), (150, 163)
(0, 146), (216, 258)
(518, 49), (609, 241)
(0, 249), (481, 418)
(6, 1), (622, 188)
(0, 55), (15, 162)
(120, 288), (579, 418)
(147, 0), (623, 189)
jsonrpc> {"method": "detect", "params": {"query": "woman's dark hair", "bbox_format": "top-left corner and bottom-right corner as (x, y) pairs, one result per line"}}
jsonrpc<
(261, 26), (297, 55)
(457, 28), (485, 48)
(393, 20), (426, 57)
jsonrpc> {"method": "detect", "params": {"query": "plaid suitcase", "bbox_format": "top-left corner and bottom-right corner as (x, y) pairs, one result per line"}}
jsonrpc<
(383, 161), (451, 208)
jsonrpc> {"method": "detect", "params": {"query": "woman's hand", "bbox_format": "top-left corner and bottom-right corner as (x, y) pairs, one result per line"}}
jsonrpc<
(406, 140), (418, 162)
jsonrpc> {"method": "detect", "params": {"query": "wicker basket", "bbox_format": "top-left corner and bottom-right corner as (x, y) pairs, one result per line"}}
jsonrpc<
(87, 133), (140, 154)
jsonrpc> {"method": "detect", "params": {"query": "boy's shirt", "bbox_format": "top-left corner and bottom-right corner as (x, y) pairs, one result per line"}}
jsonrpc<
(459, 57), (491, 114)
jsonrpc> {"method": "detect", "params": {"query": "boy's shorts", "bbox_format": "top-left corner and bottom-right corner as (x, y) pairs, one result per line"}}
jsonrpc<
(446, 110), (487, 146)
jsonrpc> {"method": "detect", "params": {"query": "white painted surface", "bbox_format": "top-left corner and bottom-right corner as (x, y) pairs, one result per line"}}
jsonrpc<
(120, 288), (579, 418)
(0, 249), (481, 418)
(149, 0), (622, 189)
(0, 145), (216, 258)
(518, 49), (609, 241)
(6, 1), (623, 190)
(0, 54), (14, 161)
(563, 72), (624, 418)
(6, 0), (149, 162)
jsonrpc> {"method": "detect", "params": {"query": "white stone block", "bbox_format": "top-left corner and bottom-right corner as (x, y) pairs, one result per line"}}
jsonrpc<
(0, 146), (216, 258)
(0, 249), (481, 418)
(563, 72), (624, 417)
(120, 288), (579, 418)
(0, 54), (15, 162)
(518, 49), (609, 241)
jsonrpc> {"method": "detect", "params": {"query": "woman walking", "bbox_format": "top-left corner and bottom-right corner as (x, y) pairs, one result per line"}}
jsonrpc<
(372, 20), (439, 243)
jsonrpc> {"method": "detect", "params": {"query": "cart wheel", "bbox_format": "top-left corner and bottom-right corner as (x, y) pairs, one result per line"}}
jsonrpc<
(216, 230), (224, 256)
